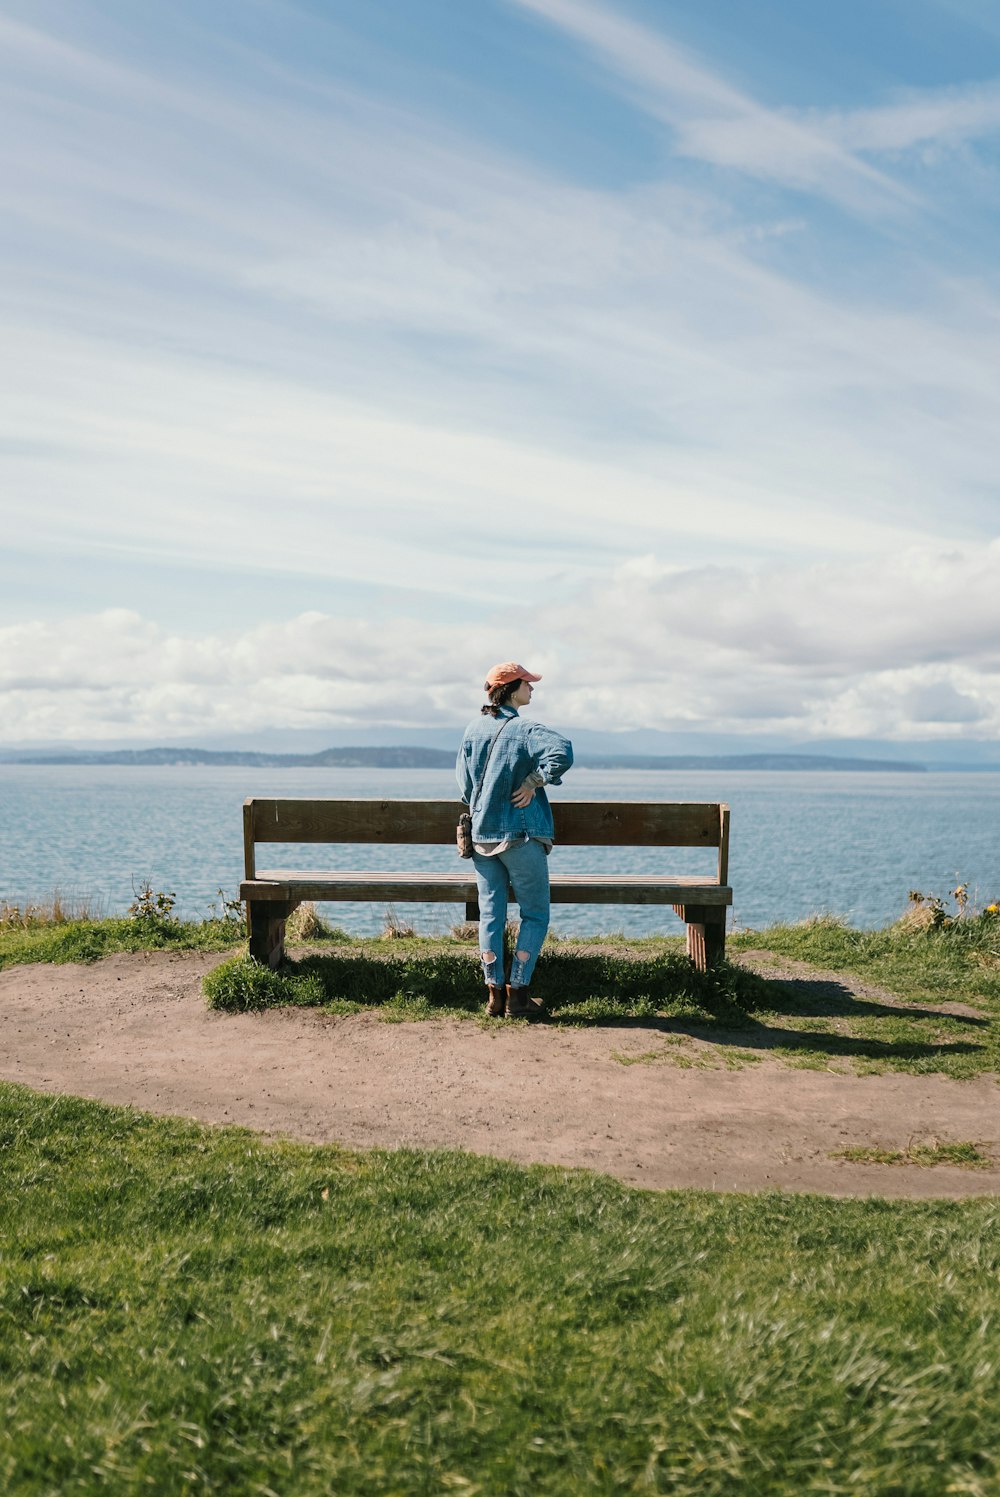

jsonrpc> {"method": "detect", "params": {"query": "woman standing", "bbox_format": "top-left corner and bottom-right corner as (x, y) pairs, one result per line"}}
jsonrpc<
(456, 662), (573, 1017)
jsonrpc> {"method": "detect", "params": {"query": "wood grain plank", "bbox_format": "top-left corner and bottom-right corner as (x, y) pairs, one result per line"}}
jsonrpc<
(679, 904), (727, 971)
(246, 899), (297, 969)
(557, 802), (724, 847)
(242, 799), (256, 880)
(245, 799), (726, 847)
(717, 803), (730, 886)
(241, 873), (732, 906)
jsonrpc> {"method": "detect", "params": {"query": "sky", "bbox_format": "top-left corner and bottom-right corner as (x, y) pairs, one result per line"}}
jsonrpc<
(2, 0), (1000, 749)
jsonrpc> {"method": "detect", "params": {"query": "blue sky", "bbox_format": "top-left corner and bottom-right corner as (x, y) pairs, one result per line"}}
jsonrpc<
(2, 0), (1000, 746)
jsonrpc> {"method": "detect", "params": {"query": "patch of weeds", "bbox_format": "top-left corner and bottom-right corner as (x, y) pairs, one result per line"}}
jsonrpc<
(380, 906), (417, 939)
(770, 1048), (835, 1071)
(377, 993), (477, 1023)
(205, 888), (246, 939)
(554, 995), (663, 1025)
(721, 1048), (765, 1069)
(613, 1042), (765, 1072)
(613, 1046), (702, 1068)
(127, 879), (181, 935)
(1, 892), (105, 927)
(202, 955), (325, 1013)
(832, 1140), (992, 1169)
(448, 921), (479, 942)
(286, 902), (352, 943)
(318, 998), (366, 1017)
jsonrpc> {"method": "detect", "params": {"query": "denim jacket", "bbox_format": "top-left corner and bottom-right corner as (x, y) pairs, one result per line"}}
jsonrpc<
(456, 707), (574, 843)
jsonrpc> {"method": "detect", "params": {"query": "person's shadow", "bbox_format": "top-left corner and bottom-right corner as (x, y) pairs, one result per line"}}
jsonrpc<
(292, 949), (987, 1067)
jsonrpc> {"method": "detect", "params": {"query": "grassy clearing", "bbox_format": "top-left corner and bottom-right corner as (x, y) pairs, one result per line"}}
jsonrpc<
(202, 944), (765, 1031)
(3, 1082), (1000, 1496)
(727, 908), (1000, 1079)
(831, 1140), (993, 1169)
(731, 907), (1000, 1007)
(202, 911), (1000, 1077)
(6, 895), (1000, 1078)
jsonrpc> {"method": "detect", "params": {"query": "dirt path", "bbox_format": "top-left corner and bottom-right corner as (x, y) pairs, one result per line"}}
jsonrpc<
(2, 950), (998, 1199)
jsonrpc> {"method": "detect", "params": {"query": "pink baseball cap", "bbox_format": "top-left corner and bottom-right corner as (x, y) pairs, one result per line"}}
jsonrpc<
(484, 661), (542, 690)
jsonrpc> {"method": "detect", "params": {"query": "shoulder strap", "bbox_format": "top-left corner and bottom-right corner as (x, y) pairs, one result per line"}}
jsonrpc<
(471, 715), (515, 811)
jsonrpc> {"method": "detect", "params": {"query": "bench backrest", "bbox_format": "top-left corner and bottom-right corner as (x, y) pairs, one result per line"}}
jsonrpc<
(244, 798), (730, 884)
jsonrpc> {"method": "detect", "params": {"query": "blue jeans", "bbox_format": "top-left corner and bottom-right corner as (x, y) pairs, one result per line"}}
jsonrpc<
(472, 839), (550, 988)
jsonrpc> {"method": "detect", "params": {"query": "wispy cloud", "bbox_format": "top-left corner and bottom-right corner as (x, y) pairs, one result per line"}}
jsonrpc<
(3, 10), (996, 590)
(3, 1), (1000, 743)
(507, 0), (917, 212)
(676, 77), (1000, 187)
(820, 81), (1000, 153)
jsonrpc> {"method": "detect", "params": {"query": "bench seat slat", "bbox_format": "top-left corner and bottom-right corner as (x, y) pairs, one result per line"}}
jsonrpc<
(242, 872), (732, 906)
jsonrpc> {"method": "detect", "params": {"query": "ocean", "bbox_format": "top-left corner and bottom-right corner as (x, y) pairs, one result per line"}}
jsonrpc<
(1, 764), (997, 936)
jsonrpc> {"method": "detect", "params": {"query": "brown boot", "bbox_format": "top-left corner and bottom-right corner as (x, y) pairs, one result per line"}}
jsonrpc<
(505, 985), (545, 1019)
(485, 983), (506, 1017)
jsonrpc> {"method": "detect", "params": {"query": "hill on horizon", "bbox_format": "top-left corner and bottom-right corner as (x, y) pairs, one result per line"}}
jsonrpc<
(2, 745), (929, 772)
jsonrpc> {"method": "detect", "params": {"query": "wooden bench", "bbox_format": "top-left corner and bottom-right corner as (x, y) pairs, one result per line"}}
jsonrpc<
(241, 798), (731, 971)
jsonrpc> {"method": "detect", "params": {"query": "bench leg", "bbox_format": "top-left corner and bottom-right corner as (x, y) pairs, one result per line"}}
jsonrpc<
(676, 904), (727, 972)
(465, 900), (480, 923)
(247, 900), (297, 970)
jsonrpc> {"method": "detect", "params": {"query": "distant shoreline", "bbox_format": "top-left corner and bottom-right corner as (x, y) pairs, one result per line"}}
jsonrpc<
(1, 746), (930, 772)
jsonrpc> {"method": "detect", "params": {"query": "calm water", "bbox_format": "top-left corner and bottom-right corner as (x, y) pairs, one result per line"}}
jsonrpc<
(1, 765), (997, 936)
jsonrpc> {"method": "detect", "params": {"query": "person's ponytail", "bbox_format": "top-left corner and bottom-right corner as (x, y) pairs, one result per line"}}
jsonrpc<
(481, 680), (522, 717)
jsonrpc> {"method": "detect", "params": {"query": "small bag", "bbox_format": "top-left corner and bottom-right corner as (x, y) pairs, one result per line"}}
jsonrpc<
(457, 717), (512, 859)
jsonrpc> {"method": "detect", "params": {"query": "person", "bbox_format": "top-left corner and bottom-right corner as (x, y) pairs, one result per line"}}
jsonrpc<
(456, 661), (573, 1018)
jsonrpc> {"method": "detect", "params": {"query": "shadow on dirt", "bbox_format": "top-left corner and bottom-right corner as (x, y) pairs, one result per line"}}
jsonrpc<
(272, 950), (990, 1068)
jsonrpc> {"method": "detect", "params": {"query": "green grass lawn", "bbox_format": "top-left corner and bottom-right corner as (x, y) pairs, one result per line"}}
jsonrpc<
(0, 912), (242, 970)
(731, 909), (1000, 1007)
(2, 1082), (999, 1496)
(726, 912), (1000, 1078)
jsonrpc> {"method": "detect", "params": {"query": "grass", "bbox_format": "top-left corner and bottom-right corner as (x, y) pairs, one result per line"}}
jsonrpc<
(612, 1042), (765, 1071)
(3, 1081), (1000, 1496)
(831, 1140), (993, 1169)
(0, 891), (245, 970)
(0, 916), (244, 969)
(731, 908), (1000, 1007)
(202, 943), (766, 1032)
(198, 912), (1000, 1078)
(726, 909), (1000, 1079)
(5, 896), (1000, 1078)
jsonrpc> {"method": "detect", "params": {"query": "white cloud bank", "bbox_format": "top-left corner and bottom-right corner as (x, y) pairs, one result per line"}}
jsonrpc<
(3, 544), (999, 743)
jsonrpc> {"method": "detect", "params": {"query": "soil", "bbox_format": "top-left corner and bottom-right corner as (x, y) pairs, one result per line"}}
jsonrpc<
(2, 950), (998, 1200)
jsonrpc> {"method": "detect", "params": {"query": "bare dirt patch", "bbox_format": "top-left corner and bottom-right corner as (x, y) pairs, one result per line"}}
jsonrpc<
(2, 950), (998, 1199)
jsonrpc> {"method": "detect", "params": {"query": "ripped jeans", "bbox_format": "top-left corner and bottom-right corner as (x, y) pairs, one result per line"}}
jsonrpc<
(472, 838), (550, 989)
